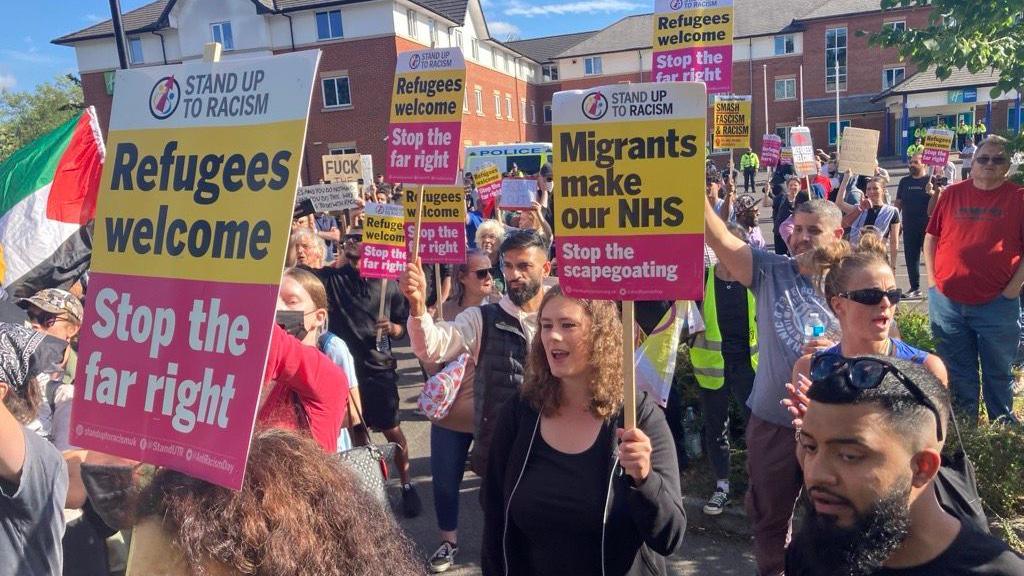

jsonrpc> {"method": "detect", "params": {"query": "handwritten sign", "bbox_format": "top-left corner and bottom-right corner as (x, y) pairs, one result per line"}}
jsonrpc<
(296, 182), (359, 212)
(499, 178), (536, 210)
(837, 127), (880, 175)
(322, 153), (362, 182)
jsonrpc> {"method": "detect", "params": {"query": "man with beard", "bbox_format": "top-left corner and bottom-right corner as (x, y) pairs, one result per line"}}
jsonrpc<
(401, 229), (549, 477)
(894, 155), (932, 298)
(312, 231), (422, 518)
(704, 196), (843, 575)
(787, 356), (1023, 575)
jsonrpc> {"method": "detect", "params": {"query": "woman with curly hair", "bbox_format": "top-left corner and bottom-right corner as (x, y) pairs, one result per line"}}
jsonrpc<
(127, 428), (423, 576)
(481, 287), (686, 576)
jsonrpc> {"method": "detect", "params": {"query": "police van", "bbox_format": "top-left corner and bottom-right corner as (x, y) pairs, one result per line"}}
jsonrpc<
(464, 143), (553, 176)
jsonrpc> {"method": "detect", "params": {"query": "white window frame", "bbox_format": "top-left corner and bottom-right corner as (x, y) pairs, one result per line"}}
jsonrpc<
(520, 98), (527, 122)
(454, 29), (463, 48)
(542, 64), (558, 82)
(883, 20), (906, 33)
(825, 26), (848, 93)
(543, 103), (552, 124)
(128, 36), (144, 64)
(584, 56), (602, 76)
(474, 88), (483, 115)
(427, 18), (438, 46)
(531, 101), (537, 124)
(773, 34), (795, 56)
(329, 145), (357, 155)
(774, 78), (796, 101)
(211, 21), (234, 51)
(882, 66), (905, 90)
(491, 47), (498, 67)
(315, 10), (343, 40)
(775, 125), (793, 146)
(321, 75), (352, 109)
(463, 91), (469, 112)
(471, 38), (479, 60)
(506, 95), (513, 121)
(406, 9), (417, 37)
(494, 92), (502, 118)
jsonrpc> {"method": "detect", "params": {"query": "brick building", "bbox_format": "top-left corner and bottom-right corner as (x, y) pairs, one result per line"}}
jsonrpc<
(54, 0), (1021, 179)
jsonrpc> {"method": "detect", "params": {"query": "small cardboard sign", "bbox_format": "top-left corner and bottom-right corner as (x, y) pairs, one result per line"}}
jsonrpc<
(322, 153), (362, 182)
(296, 182), (360, 212)
(837, 127), (880, 175)
(499, 178), (536, 209)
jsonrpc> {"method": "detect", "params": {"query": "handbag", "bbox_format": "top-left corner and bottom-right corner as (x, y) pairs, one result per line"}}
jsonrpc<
(291, 391), (397, 510)
(417, 352), (469, 421)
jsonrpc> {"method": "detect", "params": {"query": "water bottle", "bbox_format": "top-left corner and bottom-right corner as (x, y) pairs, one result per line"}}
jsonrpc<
(683, 407), (703, 460)
(803, 312), (825, 343)
(375, 329), (391, 354)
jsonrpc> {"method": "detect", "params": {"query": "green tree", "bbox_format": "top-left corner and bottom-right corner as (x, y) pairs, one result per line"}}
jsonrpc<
(0, 74), (84, 163)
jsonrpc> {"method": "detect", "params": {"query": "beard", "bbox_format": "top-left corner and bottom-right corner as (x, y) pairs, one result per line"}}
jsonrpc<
(790, 480), (912, 576)
(507, 276), (541, 307)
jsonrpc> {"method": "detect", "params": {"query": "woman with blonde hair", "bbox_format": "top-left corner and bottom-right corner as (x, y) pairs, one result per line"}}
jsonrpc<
(835, 170), (902, 267)
(287, 227), (327, 269)
(481, 286), (685, 576)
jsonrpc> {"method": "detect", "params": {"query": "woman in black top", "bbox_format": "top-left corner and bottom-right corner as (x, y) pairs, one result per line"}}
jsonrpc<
(772, 175), (809, 255)
(481, 287), (686, 576)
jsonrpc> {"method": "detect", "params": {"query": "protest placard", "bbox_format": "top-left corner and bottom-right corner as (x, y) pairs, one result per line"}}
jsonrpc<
(921, 128), (955, 167)
(296, 182), (359, 212)
(385, 48), (466, 185)
(322, 153), (362, 182)
(652, 0), (734, 93)
(360, 154), (374, 184)
(790, 127), (817, 177)
(552, 82), (707, 301)
(761, 134), (782, 167)
(361, 202), (407, 279)
(838, 127), (880, 175)
(72, 51), (319, 489)
(712, 95), (751, 149)
(402, 186), (466, 264)
(473, 163), (502, 203)
(780, 147), (793, 166)
(499, 178), (536, 210)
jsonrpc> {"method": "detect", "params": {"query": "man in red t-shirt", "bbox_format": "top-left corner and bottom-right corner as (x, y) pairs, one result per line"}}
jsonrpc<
(925, 135), (1024, 424)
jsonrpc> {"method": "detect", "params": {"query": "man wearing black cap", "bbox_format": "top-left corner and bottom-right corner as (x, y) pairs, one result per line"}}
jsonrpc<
(786, 355), (1024, 575)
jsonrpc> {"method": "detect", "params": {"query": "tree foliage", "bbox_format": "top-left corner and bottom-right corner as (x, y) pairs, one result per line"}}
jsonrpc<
(0, 74), (84, 163)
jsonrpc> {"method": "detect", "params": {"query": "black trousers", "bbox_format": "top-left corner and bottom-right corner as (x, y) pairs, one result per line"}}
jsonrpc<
(699, 359), (754, 481)
(903, 223), (927, 292)
(743, 168), (756, 193)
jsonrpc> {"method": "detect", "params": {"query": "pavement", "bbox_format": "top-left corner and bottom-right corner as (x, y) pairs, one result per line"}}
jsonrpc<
(378, 167), (928, 575)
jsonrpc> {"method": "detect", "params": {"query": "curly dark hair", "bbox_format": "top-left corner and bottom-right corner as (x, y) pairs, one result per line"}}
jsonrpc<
(135, 428), (424, 576)
(521, 286), (623, 419)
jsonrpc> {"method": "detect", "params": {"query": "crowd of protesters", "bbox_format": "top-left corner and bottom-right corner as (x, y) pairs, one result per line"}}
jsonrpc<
(2, 132), (1024, 576)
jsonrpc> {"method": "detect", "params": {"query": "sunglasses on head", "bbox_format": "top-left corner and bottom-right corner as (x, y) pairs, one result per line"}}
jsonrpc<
(974, 155), (1007, 166)
(837, 288), (902, 306)
(810, 355), (944, 441)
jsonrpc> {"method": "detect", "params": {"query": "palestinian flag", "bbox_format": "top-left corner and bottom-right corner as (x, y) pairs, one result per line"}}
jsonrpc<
(0, 107), (104, 297)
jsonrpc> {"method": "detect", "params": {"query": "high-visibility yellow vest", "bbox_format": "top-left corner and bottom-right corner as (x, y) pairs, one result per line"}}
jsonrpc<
(740, 153), (759, 170)
(974, 123), (987, 134)
(690, 267), (759, 390)
(907, 143), (924, 156)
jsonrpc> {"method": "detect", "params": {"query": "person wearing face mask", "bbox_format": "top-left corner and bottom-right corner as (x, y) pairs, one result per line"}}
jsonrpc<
(480, 287), (685, 576)
(926, 135), (1024, 425)
(785, 356), (1023, 575)
(278, 268), (363, 451)
(311, 231), (421, 517)
(894, 154), (932, 298)
(401, 229), (549, 478)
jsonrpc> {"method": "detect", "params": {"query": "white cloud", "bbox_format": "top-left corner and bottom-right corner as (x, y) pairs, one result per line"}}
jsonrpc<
(504, 0), (643, 17)
(0, 49), (56, 65)
(0, 73), (16, 90)
(84, 14), (106, 23)
(488, 21), (521, 38)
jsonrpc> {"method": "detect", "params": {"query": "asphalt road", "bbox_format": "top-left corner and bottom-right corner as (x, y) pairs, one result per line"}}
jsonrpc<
(382, 166), (923, 574)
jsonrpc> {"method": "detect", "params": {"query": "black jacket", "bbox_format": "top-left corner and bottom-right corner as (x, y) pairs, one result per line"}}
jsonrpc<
(481, 392), (686, 576)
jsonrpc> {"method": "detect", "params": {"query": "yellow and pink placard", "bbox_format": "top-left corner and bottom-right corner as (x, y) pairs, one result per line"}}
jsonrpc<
(652, 0), (734, 93)
(72, 51), (319, 489)
(552, 82), (707, 301)
(402, 187), (466, 264)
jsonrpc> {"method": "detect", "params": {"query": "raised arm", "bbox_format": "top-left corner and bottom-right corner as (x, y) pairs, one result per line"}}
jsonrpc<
(704, 194), (754, 287)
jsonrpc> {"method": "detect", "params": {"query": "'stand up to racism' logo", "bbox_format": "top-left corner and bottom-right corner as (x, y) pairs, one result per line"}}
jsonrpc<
(409, 54), (421, 69)
(149, 76), (180, 120)
(581, 91), (609, 120)
(669, 0), (684, 10)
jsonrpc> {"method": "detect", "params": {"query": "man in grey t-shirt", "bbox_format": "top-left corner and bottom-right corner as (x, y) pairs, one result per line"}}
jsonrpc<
(1, 322), (68, 576)
(704, 197), (843, 576)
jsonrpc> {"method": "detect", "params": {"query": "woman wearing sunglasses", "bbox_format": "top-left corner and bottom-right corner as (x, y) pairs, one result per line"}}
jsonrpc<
(427, 249), (499, 573)
(786, 232), (948, 424)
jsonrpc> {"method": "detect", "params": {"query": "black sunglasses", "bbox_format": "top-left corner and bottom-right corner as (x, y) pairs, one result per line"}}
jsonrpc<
(810, 355), (944, 441)
(468, 268), (491, 280)
(974, 155), (1008, 166)
(837, 288), (902, 306)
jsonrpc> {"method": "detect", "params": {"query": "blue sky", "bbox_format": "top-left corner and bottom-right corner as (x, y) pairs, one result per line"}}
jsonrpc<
(1, 0), (648, 93)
